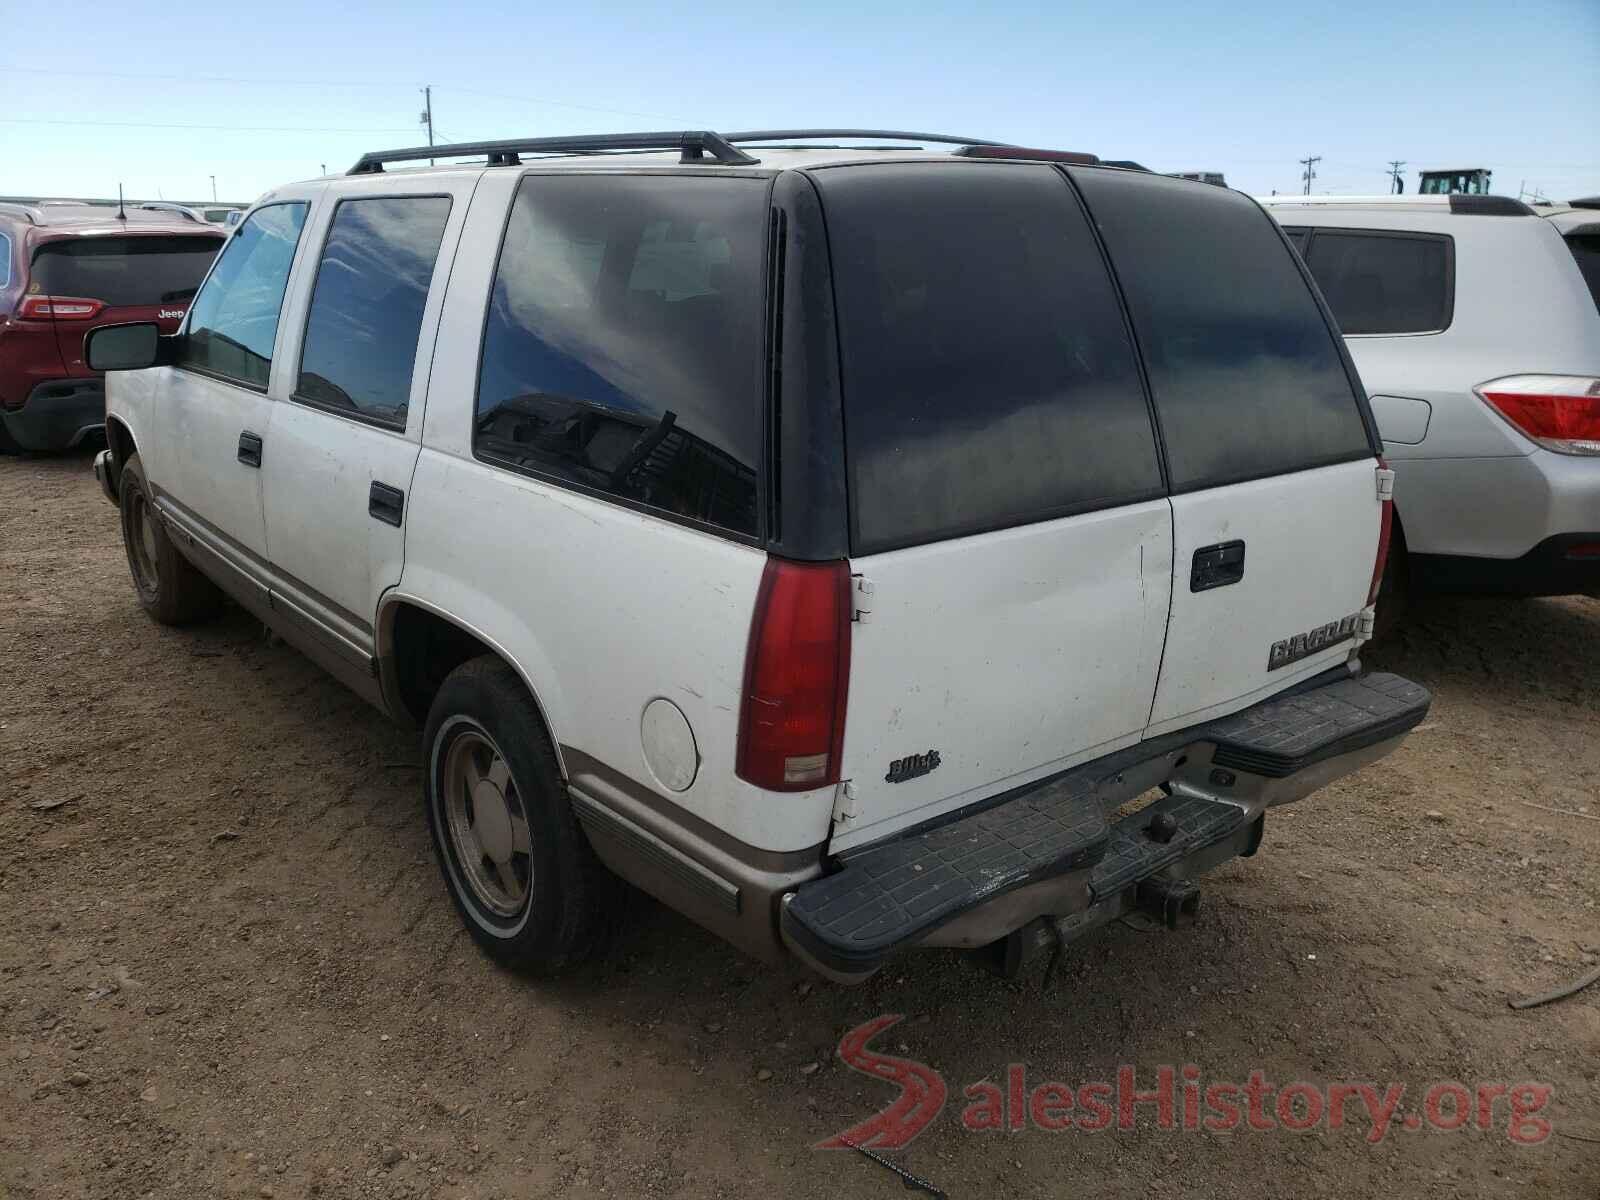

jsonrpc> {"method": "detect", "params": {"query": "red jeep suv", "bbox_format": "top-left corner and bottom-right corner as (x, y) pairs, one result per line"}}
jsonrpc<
(0, 202), (224, 452)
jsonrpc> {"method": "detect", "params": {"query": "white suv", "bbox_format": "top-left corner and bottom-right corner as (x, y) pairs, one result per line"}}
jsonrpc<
(1260, 193), (1600, 609)
(87, 130), (1429, 983)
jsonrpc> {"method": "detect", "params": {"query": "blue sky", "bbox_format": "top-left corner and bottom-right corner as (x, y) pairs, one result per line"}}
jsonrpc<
(6, 0), (1597, 204)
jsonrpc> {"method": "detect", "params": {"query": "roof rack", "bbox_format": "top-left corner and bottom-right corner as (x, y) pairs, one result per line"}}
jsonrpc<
(136, 201), (205, 222)
(348, 130), (760, 174)
(0, 202), (41, 224)
(721, 128), (1012, 148)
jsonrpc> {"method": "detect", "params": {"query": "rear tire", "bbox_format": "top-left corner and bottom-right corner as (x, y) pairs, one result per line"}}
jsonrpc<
(0, 421), (22, 456)
(118, 453), (223, 625)
(422, 655), (621, 974)
(1372, 520), (1411, 641)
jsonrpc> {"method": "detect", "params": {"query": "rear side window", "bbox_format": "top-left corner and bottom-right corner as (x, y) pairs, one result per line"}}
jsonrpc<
(817, 162), (1162, 554)
(180, 203), (308, 389)
(0, 231), (10, 289)
(1301, 230), (1453, 334)
(475, 175), (766, 538)
(1565, 233), (1600, 314)
(31, 236), (221, 306)
(296, 196), (452, 428)
(1071, 170), (1371, 492)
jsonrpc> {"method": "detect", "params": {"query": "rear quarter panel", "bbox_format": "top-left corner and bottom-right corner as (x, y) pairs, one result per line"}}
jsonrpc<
(399, 171), (833, 854)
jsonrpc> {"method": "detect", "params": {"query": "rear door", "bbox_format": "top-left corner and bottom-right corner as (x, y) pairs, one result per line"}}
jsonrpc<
(1070, 171), (1383, 733)
(260, 183), (468, 663)
(814, 162), (1174, 850)
(30, 233), (222, 375)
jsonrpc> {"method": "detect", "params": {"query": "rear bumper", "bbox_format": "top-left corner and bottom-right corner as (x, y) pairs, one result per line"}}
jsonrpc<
(1411, 533), (1600, 598)
(780, 671), (1431, 981)
(0, 379), (105, 451)
(1393, 450), (1600, 566)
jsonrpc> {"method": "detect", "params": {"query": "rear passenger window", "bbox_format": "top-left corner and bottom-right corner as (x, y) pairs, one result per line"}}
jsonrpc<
(1564, 233), (1600, 314)
(296, 196), (452, 428)
(817, 163), (1162, 554)
(475, 175), (766, 538)
(1070, 170), (1371, 492)
(1302, 231), (1453, 335)
(180, 203), (308, 390)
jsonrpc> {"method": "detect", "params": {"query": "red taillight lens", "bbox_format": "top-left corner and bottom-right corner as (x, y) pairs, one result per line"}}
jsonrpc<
(18, 295), (106, 321)
(736, 558), (852, 792)
(1477, 375), (1600, 456)
(1369, 457), (1394, 607)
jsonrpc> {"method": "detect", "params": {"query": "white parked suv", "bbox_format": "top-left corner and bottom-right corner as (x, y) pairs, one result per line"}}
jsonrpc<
(88, 130), (1430, 983)
(1260, 193), (1600, 609)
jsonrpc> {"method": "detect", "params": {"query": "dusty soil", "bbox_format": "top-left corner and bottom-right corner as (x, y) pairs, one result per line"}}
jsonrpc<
(1, 448), (1597, 1200)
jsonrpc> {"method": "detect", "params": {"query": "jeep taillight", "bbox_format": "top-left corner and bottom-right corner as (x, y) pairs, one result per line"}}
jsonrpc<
(1370, 457), (1395, 607)
(18, 296), (106, 321)
(1477, 375), (1600, 456)
(736, 558), (851, 792)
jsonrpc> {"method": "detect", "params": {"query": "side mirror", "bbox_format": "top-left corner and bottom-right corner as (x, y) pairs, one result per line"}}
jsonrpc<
(86, 322), (166, 372)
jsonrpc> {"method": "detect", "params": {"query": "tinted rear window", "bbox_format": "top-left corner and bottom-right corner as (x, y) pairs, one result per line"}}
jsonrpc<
(1565, 233), (1600, 314)
(31, 236), (222, 306)
(817, 162), (1162, 554)
(1070, 170), (1371, 491)
(1301, 230), (1453, 334)
(474, 175), (767, 538)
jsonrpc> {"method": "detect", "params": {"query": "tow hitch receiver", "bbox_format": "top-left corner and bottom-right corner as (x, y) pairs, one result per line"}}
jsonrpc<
(1137, 877), (1201, 929)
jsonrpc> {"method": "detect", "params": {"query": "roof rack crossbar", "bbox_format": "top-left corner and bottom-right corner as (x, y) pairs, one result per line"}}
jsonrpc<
(721, 128), (1012, 148)
(348, 131), (759, 174)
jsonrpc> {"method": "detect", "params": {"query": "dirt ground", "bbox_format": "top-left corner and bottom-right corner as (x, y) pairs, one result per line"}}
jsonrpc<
(1, 447), (1596, 1200)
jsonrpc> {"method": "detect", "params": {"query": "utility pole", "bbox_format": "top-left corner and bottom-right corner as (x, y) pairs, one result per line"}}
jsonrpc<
(1299, 155), (1321, 195)
(1387, 160), (1406, 194)
(210, 175), (217, 202)
(420, 86), (434, 165)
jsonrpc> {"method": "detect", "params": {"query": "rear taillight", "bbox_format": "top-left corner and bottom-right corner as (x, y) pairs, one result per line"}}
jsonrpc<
(1369, 457), (1395, 606)
(1476, 375), (1600, 456)
(736, 558), (852, 792)
(18, 295), (106, 321)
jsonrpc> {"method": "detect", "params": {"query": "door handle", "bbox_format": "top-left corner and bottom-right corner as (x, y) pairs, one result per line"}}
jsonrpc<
(369, 480), (405, 527)
(1191, 540), (1246, 592)
(237, 430), (263, 468)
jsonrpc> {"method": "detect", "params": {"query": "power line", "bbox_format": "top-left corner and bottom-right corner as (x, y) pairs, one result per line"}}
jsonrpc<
(0, 117), (417, 134)
(0, 63), (683, 121)
(1299, 154), (1321, 195)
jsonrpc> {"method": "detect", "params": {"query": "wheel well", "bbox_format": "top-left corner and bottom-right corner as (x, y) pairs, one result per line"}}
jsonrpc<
(387, 603), (498, 726)
(106, 418), (136, 481)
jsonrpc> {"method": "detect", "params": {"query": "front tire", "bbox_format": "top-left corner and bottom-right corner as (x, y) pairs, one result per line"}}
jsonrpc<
(422, 656), (620, 974)
(118, 453), (223, 626)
